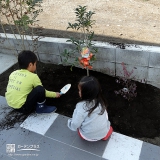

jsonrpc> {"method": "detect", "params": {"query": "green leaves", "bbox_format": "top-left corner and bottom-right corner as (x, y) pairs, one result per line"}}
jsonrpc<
(1, 0), (43, 29)
(67, 22), (79, 30)
(66, 5), (96, 48)
(62, 5), (98, 75)
(67, 5), (95, 31)
(14, 15), (33, 29)
(1, 0), (43, 52)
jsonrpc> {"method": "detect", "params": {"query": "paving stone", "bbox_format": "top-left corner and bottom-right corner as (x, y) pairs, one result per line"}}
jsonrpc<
(29, 136), (71, 160)
(0, 152), (17, 160)
(72, 135), (108, 157)
(102, 132), (143, 160)
(0, 96), (13, 120)
(139, 142), (160, 160)
(45, 115), (77, 145)
(0, 53), (17, 75)
(0, 128), (18, 147)
(20, 112), (58, 135)
(64, 147), (104, 160)
(0, 96), (26, 132)
(0, 127), (43, 160)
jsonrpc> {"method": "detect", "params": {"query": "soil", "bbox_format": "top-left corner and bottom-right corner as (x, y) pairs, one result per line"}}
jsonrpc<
(1, 0), (160, 46)
(0, 61), (160, 146)
(37, 0), (160, 46)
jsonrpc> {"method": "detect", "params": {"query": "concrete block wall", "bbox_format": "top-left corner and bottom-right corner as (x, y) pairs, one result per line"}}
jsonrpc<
(0, 33), (160, 89)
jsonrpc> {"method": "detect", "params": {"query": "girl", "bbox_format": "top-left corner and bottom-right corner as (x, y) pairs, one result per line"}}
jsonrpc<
(68, 76), (113, 141)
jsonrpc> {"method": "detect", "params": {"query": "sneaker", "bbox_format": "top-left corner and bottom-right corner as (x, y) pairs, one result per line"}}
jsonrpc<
(36, 105), (57, 114)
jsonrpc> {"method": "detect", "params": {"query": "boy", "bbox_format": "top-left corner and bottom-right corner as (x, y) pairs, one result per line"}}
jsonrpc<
(5, 50), (60, 114)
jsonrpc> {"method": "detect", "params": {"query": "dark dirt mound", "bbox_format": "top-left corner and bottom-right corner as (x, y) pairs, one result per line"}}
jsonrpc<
(0, 62), (160, 140)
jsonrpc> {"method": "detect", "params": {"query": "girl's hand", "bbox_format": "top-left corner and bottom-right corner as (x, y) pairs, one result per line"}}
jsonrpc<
(56, 92), (61, 98)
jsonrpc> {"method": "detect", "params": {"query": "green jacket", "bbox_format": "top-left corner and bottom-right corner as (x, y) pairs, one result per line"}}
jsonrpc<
(5, 69), (56, 109)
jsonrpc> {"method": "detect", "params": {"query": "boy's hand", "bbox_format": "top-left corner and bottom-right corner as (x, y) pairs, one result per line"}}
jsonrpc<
(56, 92), (61, 98)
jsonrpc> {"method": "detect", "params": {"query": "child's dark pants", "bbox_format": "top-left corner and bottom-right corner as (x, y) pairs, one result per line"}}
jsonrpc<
(17, 85), (45, 114)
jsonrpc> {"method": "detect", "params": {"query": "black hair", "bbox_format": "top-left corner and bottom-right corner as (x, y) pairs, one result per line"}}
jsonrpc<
(78, 76), (107, 116)
(18, 50), (37, 69)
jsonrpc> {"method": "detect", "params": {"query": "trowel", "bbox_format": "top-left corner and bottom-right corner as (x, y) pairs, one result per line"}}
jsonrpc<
(60, 84), (71, 95)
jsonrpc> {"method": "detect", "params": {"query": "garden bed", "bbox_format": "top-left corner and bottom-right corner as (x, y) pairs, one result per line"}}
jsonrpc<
(0, 61), (160, 146)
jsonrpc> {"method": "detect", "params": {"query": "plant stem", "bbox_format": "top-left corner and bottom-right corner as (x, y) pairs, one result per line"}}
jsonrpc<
(87, 68), (89, 76)
(0, 20), (18, 55)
